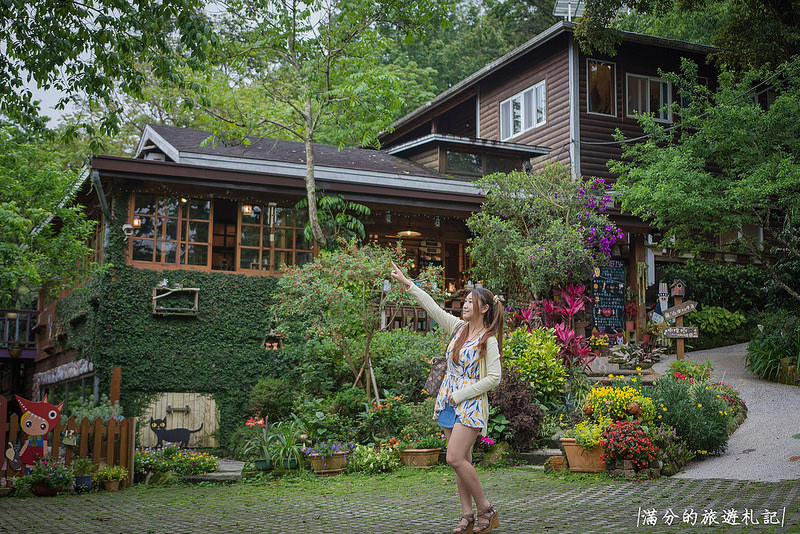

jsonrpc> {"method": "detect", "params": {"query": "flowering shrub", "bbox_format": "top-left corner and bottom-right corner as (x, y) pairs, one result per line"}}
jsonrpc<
(669, 359), (713, 380)
(584, 385), (641, 421)
(302, 440), (355, 459)
(711, 382), (746, 417)
(134, 447), (219, 476)
(602, 420), (658, 470)
(13, 457), (74, 490)
(588, 334), (609, 350)
(94, 464), (129, 482)
(647, 423), (694, 466)
(564, 419), (610, 449)
(346, 444), (400, 474)
(359, 395), (410, 441)
(243, 416), (271, 462)
(396, 423), (446, 451)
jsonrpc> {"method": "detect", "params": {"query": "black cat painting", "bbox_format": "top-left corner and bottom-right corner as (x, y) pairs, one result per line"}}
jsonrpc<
(149, 417), (203, 448)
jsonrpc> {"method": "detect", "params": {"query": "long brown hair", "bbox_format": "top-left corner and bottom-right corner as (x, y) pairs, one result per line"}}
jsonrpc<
(449, 287), (505, 364)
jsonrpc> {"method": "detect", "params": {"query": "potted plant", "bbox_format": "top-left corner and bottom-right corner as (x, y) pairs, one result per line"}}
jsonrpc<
(601, 420), (658, 473)
(14, 457), (74, 496)
(624, 303), (638, 332)
(243, 417), (273, 471)
(94, 464), (129, 491)
(302, 440), (354, 476)
(609, 342), (667, 370)
(72, 456), (95, 491)
(266, 419), (305, 470)
(588, 334), (609, 357)
(398, 434), (446, 469)
(560, 421), (608, 473)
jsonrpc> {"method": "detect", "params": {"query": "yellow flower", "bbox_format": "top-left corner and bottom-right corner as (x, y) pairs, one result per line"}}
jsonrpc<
(635, 366), (641, 371)
(697, 403), (702, 407)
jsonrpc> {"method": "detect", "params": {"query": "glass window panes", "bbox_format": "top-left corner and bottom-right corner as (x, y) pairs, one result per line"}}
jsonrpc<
(241, 204), (262, 225)
(158, 197), (179, 217)
(181, 244), (208, 266)
(511, 96), (522, 135)
(241, 225), (261, 247)
(240, 247), (261, 270)
(159, 241), (177, 263)
(274, 228), (291, 249)
(134, 195), (156, 215)
(296, 252), (313, 267)
(275, 251), (292, 267)
(536, 84), (546, 123)
(275, 207), (292, 227)
(500, 80), (546, 140)
(132, 239), (154, 261)
(446, 151), (482, 175)
(626, 75), (670, 122)
(185, 221), (209, 243)
(485, 156), (520, 174)
(500, 100), (511, 139)
(158, 218), (178, 241)
(133, 216), (155, 239)
(588, 60), (615, 115)
(188, 200), (210, 220)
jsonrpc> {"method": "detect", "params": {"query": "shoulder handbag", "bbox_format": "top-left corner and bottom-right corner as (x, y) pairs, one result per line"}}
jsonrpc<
(423, 324), (465, 396)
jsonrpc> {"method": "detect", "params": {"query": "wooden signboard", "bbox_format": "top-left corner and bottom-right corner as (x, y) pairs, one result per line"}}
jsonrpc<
(591, 259), (627, 344)
(663, 326), (699, 338)
(662, 300), (697, 321)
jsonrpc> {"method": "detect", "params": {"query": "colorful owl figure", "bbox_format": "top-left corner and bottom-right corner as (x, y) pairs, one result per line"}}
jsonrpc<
(15, 395), (64, 469)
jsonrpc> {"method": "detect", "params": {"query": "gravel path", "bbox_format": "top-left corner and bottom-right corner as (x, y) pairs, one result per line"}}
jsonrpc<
(653, 342), (800, 482)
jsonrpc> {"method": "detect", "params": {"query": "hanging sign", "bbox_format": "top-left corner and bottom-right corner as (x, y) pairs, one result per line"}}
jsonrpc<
(662, 300), (698, 321)
(663, 326), (699, 338)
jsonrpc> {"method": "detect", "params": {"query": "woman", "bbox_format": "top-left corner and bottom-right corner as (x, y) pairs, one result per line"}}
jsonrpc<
(390, 262), (502, 534)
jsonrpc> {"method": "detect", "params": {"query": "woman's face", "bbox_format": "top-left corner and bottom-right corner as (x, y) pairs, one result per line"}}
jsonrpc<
(462, 292), (488, 322)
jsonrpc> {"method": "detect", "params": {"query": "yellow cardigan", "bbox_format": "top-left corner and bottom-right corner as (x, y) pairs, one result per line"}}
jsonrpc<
(408, 284), (502, 434)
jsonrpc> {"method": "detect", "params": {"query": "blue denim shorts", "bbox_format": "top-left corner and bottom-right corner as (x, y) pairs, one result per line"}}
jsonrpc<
(437, 403), (461, 428)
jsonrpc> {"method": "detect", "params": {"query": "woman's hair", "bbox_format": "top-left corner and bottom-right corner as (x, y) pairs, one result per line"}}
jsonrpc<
(449, 287), (505, 364)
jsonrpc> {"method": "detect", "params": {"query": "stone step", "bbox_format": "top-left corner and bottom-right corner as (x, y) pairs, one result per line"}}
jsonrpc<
(519, 448), (563, 466)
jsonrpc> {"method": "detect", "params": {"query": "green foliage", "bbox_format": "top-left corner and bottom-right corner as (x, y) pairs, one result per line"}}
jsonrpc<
(658, 261), (769, 311)
(746, 310), (800, 382)
(266, 419), (306, 469)
(613, 59), (800, 304)
(275, 239), (444, 400)
(62, 394), (123, 425)
(647, 423), (694, 466)
(565, 420), (607, 450)
(295, 194), (371, 250)
(333, 387), (369, 418)
(0, 0), (215, 138)
(467, 165), (623, 301)
(72, 456), (95, 476)
(369, 327), (448, 402)
(359, 395), (411, 443)
(502, 328), (566, 407)
(134, 447), (218, 476)
(0, 127), (96, 305)
(650, 376), (730, 456)
(346, 444), (401, 474)
(668, 359), (713, 381)
(248, 378), (296, 422)
(574, 0), (800, 72)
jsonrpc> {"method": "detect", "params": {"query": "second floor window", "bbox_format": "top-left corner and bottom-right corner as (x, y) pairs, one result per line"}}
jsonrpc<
(131, 195), (211, 267)
(499, 80), (546, 141)
(588, 60), (616, 116)
(626, 74), (671, 122)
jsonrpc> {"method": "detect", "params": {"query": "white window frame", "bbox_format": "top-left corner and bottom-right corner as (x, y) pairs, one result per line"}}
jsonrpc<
(626, 73), (672, 123)
(586, 59), (617, 117)
(499, 80), (546, 141)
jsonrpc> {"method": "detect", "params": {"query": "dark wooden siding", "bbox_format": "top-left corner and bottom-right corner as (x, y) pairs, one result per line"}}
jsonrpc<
(406, 147), (440, 171)
(579, 43), (716, 181)
(478, 34), (571, 169)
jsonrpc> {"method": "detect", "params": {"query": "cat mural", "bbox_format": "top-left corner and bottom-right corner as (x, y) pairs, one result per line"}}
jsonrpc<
(149, 417), (203, 448)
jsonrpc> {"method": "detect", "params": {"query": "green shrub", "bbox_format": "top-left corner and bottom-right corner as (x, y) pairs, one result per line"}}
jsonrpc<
(668, 359), (712, 381)
(358, 395), (410, 443)
(370, 328), (448, 402)
(333, 387), (368, 418)
(650, 376), (730, 456)
(249, 377), (296, 422)
(346, 444), (400, 474)
(647, 423), (694, 466)
(746, 310), (800, 383)
(683, 306), (753, 349)
(62, 393), (122, 425)
(503, 328), (566, 408)
(658, 261), (769, 311)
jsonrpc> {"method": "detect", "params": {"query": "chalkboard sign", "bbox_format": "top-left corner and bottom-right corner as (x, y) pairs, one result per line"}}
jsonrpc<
(591, 260), (627, 344)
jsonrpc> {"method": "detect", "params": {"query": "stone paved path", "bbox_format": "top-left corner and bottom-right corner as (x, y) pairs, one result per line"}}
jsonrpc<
(653, 343), (800, 482)
(1, 467), (798, 533)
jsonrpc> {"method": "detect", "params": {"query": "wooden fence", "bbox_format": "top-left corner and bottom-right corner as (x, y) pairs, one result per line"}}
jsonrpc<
(1, 396), (135, 487)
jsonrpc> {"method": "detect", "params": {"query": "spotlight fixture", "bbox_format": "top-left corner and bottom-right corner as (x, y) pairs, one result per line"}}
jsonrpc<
(132, 216), (142, 228)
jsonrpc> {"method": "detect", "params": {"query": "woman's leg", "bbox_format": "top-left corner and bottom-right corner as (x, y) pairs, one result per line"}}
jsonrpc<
(446, 423), (490, 513)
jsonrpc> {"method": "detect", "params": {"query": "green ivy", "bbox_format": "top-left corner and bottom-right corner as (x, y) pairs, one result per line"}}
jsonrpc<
(54, 191), (292, 446)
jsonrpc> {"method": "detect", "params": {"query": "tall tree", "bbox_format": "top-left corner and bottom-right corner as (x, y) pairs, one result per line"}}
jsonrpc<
(196, 0), (450, 247)
(611, 59), (800, 303)
(0, 127), (96, 307)
(574, 0), (800, 71)
(0, 0), (215, 143)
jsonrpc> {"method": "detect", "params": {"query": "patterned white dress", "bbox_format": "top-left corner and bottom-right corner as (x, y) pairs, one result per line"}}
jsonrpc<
(434, 334), (486, 430)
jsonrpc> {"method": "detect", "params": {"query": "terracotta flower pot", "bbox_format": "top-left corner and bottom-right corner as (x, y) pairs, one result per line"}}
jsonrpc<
(399, 448), (441, 468)
(560, 438), (606, 473)
(30, 482), (60, 496)
(102, 480), (120, 492)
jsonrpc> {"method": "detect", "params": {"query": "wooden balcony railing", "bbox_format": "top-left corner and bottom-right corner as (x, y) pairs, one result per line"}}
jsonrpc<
(1, 309), (37, 349)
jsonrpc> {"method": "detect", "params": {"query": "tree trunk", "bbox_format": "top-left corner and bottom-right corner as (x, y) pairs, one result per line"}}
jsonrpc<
(304, 96), (326, 247)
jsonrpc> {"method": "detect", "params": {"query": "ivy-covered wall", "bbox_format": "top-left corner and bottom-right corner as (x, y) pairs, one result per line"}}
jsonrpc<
(54, 189), (297, 446)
